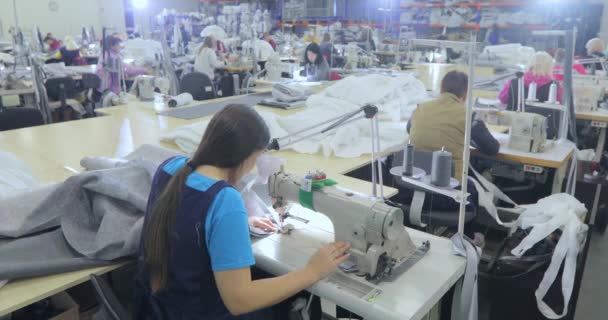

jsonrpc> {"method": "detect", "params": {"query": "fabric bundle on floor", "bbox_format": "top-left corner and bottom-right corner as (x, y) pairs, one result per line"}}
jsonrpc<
(161, 73), (429, 158)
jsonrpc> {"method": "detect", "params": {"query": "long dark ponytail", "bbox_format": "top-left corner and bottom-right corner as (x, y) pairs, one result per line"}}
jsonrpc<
(145, 104), (270, 292)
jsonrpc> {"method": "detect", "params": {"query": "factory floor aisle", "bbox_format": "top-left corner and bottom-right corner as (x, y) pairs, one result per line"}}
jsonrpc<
(575, 229), (608, 320)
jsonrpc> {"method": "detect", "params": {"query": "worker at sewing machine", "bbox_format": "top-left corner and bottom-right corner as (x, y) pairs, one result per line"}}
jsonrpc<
(44, 33), (62, 52)
(194, 36), (230, 82)
(301, 43), (330, 81)
(498, 51), (563, 110)
(582, 37), (606, 72)
(406, 71), (499, 214)
(135, 104), (350, 319)
(553, 48), (587, 80)
(96, 35), (147, 94)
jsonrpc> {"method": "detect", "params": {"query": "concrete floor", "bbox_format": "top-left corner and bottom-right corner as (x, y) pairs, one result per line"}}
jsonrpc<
(575, 229), (608, 320)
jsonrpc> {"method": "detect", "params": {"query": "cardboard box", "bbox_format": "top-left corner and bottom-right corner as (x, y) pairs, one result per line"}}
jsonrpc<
(49, 291), (80, 320)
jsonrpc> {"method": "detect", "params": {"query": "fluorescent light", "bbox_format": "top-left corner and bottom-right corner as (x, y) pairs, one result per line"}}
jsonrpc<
(132, 0), (148, 9)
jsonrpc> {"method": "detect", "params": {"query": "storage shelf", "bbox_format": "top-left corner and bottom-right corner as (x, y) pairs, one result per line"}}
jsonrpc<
(401, 1), (529, 9)
(403, 23), (548, 30)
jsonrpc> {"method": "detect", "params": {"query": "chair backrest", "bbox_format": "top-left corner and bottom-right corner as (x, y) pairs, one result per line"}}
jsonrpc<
(45, 77), (77, 101)
(0, 107), (44, 131)
(82, 73), (101, 90)
(90, 275), (130, 320)
(179, 72), (216, 101)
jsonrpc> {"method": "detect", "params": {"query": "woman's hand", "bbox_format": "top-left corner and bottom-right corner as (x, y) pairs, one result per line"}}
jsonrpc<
(248, 216), (278, 233)
(305, 242), (351, 280)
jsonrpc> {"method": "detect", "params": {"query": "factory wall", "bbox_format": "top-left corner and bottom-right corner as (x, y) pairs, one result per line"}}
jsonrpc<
(0, 0), (125, 40)
(0, 0), (198, 41)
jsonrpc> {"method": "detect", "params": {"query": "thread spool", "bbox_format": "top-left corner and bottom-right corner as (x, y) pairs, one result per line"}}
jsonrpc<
(402, 142), (414, 176)
(168, 93), (194, 108)
(547, 82), (558, 104)
(527, 82), (537, 101)
(431, 148), (452, 187)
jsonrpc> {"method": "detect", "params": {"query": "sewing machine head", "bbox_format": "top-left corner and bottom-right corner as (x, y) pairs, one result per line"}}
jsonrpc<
(268, 169), (417, 282)
(506, 111), (547, 153)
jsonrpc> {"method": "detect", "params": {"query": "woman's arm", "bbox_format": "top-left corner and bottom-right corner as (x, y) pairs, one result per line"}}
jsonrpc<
(214, 242), (350, 316)
(208, 49), (226, 69)
(498, 81), (511, 105)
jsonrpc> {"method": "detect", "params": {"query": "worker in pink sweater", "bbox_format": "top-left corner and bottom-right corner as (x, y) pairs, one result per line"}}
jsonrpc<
(498, 51), (563, 109)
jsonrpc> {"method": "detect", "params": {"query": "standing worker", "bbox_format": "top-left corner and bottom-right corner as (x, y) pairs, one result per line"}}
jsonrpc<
(135, 104), (350, 319)
(320, 33), (336, 63)
(96, 35), (147, 94)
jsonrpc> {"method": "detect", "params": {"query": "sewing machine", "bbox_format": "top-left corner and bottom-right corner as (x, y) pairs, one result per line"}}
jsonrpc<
(506, 111), (548, 153)
(268, 167), (422, 283)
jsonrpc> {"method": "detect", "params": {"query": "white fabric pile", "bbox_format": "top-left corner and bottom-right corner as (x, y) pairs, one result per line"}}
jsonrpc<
(161, 73), (428, 158)
(472, 166), (588, 319)
(278, 73), (428, 157)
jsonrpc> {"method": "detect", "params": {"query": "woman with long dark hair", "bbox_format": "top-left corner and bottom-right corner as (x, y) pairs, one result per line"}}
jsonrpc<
(302, 43), (330, 81)
(135, 104), (350, 319)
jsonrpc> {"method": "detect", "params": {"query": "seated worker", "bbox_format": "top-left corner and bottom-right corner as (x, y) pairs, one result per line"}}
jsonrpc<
(96, 35), (147, 94)
(194, 36), (227, 81)
(582, 37), (606, 72)
(263, 32), (276, 51)
(409, 70), (500, 182)
(135, 104), (350, 319)
(58, 36), (86, 66)
(553, 48), (586, 81)
(498, 51), (563, 109)
(301, 43), (330, 81)
(44, 33), (61, 51)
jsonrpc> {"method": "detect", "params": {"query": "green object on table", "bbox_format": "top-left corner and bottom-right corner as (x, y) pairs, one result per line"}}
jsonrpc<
(299, 179), (338, 210)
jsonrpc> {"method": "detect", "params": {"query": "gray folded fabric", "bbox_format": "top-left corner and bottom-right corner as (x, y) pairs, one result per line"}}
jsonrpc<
(0, 144), (184, 281)
(0, 161), (153, 280)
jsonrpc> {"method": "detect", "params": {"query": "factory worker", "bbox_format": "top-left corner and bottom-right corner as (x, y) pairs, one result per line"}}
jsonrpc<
(302, 29), (320, 44)
(498, 51), (563, 108)
(320, 33), (337, 63)
(263, 32), (276, 51)
(409, 71), (499, 182)
(135, 104), (350, 319)
(553, 48), (586, 81)
(44, 33), (62, 51)
(58, 36), (86, 66)
(582, 37), (606, 72)
(302, 43), (330, 81)
(96, 35), (147, 94)
(194, 36), (226, 80)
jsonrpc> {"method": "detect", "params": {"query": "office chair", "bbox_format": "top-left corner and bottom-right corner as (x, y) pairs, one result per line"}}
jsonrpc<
(81, 73), (102, 117)
(90, 274), (131, 320)
(179, 72), (216, 101)
(45, 76), (81, 121)
(392, 150), (476, 228)
(0, 107), (44, 131)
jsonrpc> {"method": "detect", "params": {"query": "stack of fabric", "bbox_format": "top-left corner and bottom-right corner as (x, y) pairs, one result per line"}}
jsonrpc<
(161, 73), (429, 158)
